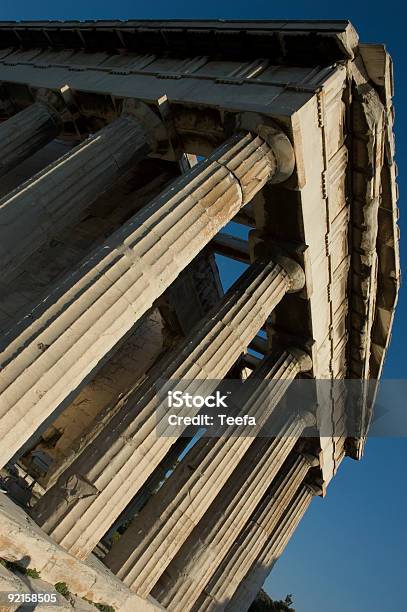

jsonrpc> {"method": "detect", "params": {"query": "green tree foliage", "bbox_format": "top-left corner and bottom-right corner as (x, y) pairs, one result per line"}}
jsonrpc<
(54, 582), (70, 599)
(249, 589), (295, 611)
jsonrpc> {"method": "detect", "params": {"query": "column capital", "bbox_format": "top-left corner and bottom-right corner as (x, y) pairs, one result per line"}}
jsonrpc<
(304, 470), (324, 496)
(121, 97), (168, 153)
(234, 112), (295, 183)
(305, 482), (324, 496)
(248, 235), (306, 294)
(300, 410), (317, 429)
(35, 85), (75, 124)
(287, 347), (313, 372)
(274, 255), (305, 293)
(300, 452), (320, 468)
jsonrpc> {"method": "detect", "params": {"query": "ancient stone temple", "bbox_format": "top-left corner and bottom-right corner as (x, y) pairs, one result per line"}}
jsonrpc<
(0, 19), (399, 612)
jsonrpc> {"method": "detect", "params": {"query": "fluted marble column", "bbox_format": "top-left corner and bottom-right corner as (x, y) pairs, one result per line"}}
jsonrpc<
(149, 422), (314, 608)
(102, 434), (196, 545)
(0, 102), (62, 177)
(32, 257), (303, 559)
(0, 114), (152, 280)
(224, 486), (313, 612)
(192, 458), (315, 611)
(0, 128), (294, 469)
(103, 348), (312, 594)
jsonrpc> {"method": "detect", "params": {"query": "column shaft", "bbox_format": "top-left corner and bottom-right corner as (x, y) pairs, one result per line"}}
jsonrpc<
(104, 348), (311, 592)
(102, 434), (195, 545)
(0, 130), (286, 469)
(0, 114), (151, 280)
(0, 102), (62, 177)
(150, 422), (311, 608)
(192, 458), (313, 611)
(32, 258), (299, 559)
(224, 487), (313, 612)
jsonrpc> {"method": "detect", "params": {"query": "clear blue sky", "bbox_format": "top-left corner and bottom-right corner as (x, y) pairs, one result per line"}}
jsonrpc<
(2, 2), (405, 611)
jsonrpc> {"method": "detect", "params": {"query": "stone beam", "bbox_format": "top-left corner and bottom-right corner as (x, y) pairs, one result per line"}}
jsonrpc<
(0, 128), (294, 469)
(0, 101), (62, 177)
(0, 111), (155, 281)
(248, 335), (268, 355)
(32, 257), (304, 559)
(193, 458), (315, 611)
(150, 431), (314, 609)
(211, 232), (250, 263)
(224, 486), (313, 612)
(103, 348), (312, 594)
(241, 353), (262, 369)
